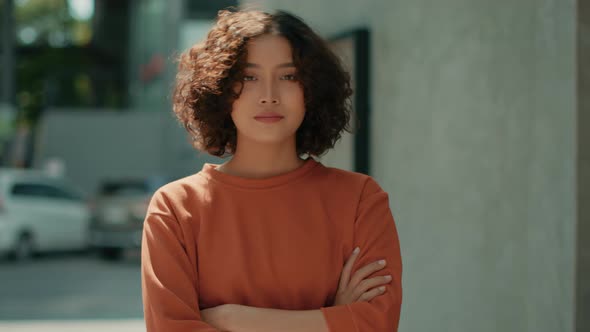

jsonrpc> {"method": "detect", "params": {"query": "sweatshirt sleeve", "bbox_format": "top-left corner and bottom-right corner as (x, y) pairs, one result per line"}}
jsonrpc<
(320, 177), (403, 332)
(141, 189), (221, 332)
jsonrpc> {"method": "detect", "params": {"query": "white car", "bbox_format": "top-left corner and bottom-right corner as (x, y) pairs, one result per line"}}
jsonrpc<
(0, 168), (91, 261)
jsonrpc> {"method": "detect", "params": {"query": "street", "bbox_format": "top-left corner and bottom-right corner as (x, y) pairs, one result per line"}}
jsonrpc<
(0, 250), (145, 331)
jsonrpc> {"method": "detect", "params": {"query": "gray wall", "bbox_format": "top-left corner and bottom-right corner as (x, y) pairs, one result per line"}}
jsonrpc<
(33, 109), (222, 196)
(239, 1), (577, 331)
(577, 1), (589, 331)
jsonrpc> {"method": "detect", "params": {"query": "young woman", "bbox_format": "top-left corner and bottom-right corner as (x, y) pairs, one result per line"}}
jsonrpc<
(141, 8), (402, 332)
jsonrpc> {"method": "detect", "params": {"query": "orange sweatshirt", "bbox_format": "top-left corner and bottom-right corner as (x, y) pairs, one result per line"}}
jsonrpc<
(141, 157), (402, 331)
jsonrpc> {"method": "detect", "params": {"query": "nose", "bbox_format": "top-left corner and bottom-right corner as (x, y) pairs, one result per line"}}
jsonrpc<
(258, 82), (280, 105)
(259, 97), (279, 105)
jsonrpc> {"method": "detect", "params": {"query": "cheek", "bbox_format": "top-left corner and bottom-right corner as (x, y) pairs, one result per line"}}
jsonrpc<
(230, 93), (251, 115)
(229, 102), (243, 126)
(287, 89), (306, 116)
(282, 84), (305, 103)
(231, 88), (256, 110)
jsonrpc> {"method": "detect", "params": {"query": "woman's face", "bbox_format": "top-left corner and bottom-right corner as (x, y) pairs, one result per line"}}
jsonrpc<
(230, 34), (306, 147)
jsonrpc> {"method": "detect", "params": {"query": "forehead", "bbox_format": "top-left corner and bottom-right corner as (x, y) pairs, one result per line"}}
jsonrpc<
(245, 34), (294, 65)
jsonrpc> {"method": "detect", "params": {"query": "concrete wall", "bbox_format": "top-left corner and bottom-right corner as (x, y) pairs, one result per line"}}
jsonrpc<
(577, 1), (589, 331)
(33, 109), (222, 196)
(239, 1), (577, 331)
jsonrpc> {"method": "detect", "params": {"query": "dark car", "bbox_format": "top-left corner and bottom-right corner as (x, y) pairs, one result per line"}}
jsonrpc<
(88, 176), (168, 260)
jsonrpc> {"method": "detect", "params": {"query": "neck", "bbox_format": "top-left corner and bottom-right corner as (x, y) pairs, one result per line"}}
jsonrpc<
(217, 137), (306, 179)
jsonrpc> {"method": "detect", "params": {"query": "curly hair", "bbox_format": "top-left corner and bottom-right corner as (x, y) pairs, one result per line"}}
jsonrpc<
(172, 8), (354, 157)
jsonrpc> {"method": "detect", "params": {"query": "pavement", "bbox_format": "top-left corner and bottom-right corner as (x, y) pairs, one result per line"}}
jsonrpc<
(0, 251), (145, 331)
(0, 319), (145, 332)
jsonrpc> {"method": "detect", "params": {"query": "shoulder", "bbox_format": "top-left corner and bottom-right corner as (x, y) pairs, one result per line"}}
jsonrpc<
(147, 173), (210, 216)
(315, 164), (368, 184)
(314, 163), (385, 195)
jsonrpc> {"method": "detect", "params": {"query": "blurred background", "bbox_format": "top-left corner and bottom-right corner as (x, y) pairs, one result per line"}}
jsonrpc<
(0, 0), (587, 332)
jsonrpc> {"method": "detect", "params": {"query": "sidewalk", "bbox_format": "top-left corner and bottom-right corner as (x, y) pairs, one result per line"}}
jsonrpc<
(0, 319), (145, 332)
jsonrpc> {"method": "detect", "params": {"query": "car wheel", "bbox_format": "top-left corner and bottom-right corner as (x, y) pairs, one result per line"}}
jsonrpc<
(99, 248), (124, 261)
(13, 234), (36, 262)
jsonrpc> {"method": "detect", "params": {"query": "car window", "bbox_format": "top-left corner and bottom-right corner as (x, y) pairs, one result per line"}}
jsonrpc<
(47, 185), (84, 201)
(100, 182), (148, 197)
(12, 182), (82, 201)
(11, 183), (52, 198)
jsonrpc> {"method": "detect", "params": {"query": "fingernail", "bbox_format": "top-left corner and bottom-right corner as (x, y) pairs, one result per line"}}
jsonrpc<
(378, 259), (386, 265)
(385, 275), (392, 281)
(379, 286), (386, 292)
(353, 247), (360, 254)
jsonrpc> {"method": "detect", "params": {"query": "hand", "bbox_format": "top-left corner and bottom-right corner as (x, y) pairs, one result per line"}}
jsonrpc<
(201, 304), (233, 331)
(333, 247), (392, 305)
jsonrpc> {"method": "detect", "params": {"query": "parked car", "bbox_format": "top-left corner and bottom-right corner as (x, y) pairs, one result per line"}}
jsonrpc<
(0, 168), (91, 261)
(89, 176), (167, 260)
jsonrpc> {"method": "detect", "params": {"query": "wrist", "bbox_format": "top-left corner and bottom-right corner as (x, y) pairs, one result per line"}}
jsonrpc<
(223, 304), (241, 330)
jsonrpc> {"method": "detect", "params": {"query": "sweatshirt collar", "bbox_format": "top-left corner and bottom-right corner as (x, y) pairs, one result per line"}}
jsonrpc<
(199, 157), (320, 189)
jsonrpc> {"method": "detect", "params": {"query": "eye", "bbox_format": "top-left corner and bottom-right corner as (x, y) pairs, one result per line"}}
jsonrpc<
(281, 74), (298, 81)
(243, 75), (257, 81)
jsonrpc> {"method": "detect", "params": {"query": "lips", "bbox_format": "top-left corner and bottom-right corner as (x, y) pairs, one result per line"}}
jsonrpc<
(254, 112), (284, 123)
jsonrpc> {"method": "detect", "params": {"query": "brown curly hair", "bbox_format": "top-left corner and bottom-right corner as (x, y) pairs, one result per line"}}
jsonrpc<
(172, 8), (354, 157)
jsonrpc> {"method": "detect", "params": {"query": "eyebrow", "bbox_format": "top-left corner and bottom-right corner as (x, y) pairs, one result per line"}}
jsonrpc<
(245, 62), (296, 68)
